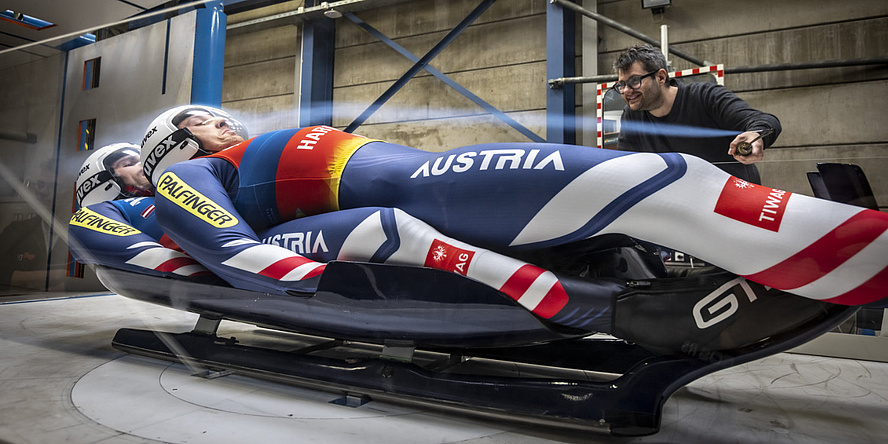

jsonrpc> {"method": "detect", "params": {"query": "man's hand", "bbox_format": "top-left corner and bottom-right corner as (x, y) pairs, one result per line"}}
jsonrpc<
(729, 131), (765, 164)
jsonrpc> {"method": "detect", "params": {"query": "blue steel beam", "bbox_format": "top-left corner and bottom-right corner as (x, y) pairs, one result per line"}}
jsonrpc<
(546, 0), (576, 144)
(192, 0), (226, 106)
(299, 0), (336, 127)
(344, 0), (497, 134)
(343, 11), (544, 143)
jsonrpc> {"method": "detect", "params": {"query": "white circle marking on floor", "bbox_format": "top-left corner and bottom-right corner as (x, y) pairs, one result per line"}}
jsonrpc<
(72, 355), (507, 444)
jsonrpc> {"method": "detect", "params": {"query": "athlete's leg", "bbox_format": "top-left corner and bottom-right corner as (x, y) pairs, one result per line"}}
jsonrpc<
(259, 207), (626, 333)
(510, 153), (888, 306)
(70, 201), (211, 279)
(260, 206), (845, 352)
(342, 144), (887, 306)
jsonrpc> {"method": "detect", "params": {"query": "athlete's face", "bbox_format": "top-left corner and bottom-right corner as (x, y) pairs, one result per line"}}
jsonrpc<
(177, 112), (244, 152)
(109, 154), (152, 192)
(617, 61), (665, 112)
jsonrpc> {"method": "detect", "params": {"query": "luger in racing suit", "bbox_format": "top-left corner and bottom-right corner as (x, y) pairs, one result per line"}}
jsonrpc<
(71, 194), (620, 331)
(153, 126), (887, 326)
(69, 197), (212, 279)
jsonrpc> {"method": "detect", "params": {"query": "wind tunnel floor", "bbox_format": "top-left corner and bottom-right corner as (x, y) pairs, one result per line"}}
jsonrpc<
(2, 292), (888, 444)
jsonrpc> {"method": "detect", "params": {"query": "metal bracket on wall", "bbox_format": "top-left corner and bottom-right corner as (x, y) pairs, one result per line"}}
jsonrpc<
(343, 0), (498, 134)
(342, 8), (544, 142)
(549, 0), (710, 69)
(299, 0), (336, 127)
(546, 0), (576, 144)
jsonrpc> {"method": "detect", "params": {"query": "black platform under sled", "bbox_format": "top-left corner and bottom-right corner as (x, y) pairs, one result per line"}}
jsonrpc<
(99, 265), (856, 436)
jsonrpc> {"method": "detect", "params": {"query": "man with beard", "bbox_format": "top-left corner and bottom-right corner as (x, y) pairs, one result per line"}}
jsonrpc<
(614, 44), (781, 184)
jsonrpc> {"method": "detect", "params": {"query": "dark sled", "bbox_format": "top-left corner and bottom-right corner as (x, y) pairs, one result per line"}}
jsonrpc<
(100, 162), (874, 436)
(99, 262), (855, 436)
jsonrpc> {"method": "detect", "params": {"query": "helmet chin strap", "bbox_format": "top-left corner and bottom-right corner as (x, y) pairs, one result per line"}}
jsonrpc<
(121, 184), (153, 198)
(182, 128), (212, 159)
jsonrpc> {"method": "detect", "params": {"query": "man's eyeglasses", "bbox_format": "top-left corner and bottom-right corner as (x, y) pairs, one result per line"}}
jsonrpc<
(613, 71), (658, 93)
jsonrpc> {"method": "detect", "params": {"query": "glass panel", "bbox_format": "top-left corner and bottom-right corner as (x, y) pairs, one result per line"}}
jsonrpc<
(83, 57), (101, 90)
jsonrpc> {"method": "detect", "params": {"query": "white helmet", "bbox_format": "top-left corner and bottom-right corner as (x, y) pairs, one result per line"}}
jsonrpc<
(75, 143), (145, 207)
(140, 105), (248, 185)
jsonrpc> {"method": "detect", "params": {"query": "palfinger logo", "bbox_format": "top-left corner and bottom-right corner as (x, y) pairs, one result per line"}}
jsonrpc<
(157, 172), (239, 227)
(70, 208), (141, 236)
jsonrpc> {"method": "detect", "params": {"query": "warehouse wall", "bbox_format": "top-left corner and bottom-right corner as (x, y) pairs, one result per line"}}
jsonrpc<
(0, 12), (197, 293)
(223, 0), (551, 151)
(0, 55), (68, 293)
(0, 55), (65, 233)
(330, 0), (549, 151)
(223, 1), (304, 136)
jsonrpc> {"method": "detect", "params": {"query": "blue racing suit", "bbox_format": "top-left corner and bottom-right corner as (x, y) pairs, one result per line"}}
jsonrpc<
(69, 197), (211, 279)
(153, 126), (887, 312)
(72, 196), (622, 332)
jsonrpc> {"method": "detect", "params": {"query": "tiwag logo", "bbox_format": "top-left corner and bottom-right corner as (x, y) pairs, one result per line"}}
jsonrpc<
(714, 177), (791, 232)
(693, 278), (757, 329)
(424, 239), (475, 276)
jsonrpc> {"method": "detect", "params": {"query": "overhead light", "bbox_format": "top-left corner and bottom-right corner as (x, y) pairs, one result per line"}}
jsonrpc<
(1, 10), (57, 30)
(641, 0), (671, 15)
(319, 2), (342, 19)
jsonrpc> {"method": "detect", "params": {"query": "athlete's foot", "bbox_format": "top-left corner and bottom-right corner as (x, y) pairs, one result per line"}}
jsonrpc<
(542, 275), (626, 334)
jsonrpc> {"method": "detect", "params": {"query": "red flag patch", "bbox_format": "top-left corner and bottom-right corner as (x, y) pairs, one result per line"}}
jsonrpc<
(424, 239), (475, 276)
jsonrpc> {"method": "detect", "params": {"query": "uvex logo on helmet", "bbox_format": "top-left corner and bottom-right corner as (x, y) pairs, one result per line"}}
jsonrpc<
(141, 126), (157, 147)
(142, 129), (192, 180)
(76, 172), (112, 203)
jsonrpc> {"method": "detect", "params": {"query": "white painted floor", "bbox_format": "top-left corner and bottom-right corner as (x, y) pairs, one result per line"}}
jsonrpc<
(2, 292), (888, 444)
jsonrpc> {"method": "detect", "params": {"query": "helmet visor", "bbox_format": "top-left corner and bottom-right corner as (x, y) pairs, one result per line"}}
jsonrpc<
(170, 107), (248, 140)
